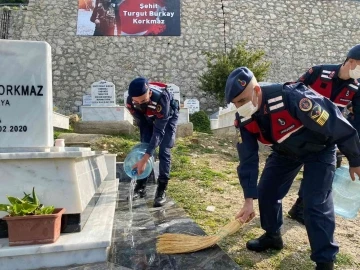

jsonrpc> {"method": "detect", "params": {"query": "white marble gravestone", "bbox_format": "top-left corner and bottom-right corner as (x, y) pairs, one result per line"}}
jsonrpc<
(91, 80), (116, 106)
(123, 90), (129, 105)
(0, 39), (117, 270)
(0, 39), (110, 217)
(81, 106), (134, 122)
(167, 83), (181, 103)
(184, 98), (200, 114)
(82, 94), (92, 106)
(82, 81), (133, 122)
(0, 40), (53, 147)
(178, 108), (189, 124)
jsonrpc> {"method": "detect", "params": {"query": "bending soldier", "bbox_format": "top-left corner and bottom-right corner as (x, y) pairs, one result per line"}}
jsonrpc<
(226, 67), (360, 270)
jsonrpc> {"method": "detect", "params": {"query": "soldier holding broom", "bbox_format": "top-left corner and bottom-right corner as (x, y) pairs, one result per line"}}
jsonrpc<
(225, 67), (360, 270)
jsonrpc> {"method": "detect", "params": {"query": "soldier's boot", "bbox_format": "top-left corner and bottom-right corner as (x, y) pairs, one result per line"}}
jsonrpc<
(153, 182), (167, 207)
(288, 197), (305, 225)
(132, 180), (147, 200)
(315, 262), (334, 270)
(246, 231), (283, 252)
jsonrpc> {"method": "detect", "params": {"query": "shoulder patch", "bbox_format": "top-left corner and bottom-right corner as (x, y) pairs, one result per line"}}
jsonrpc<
(299, 98), (313, 112)
(156, 104), (162, 112)
(308, 103), (329, 126)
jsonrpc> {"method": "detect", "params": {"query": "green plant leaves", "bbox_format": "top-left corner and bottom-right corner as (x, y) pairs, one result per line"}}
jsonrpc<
(22, 192), (32, 203)
(32, 187), (39, 205)
(190, 111), (212, 134)
(0, 188), (55, 216)
(0, 204), (9, 212)
(12, 203), (38, 216)
(7, 196), (24, 205)
(198, 42), (271, 105)
(38, 206), (55, 215)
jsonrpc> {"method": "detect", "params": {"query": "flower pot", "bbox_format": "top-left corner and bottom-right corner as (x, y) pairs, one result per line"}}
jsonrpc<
(3, 208), (65, 246)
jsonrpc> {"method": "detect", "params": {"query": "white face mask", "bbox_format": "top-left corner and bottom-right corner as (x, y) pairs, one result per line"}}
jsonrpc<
(349, 65), (360, 79)
(236, 91), (258, 118)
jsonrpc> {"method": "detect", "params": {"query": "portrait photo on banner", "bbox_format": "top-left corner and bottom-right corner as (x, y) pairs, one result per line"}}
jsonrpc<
(76, 0), (181, 36)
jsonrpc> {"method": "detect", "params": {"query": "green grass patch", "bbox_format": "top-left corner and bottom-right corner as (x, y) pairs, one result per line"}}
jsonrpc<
(91, 136), (139, 161)
(166, 181), (228, 233)
(234, 256), (256, 268)
(53, 128), (74, 140)
(336, 252), (355, 267)
(187, 143), (215, 154)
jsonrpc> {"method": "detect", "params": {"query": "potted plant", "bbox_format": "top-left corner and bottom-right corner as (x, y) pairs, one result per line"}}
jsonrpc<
(0, 187), (65, 246)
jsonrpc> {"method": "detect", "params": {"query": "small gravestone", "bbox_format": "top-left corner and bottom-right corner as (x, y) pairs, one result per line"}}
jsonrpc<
(184, 98), (200, 114)
(81, 84), (133, 125)
(82, 94), (92, 106)
(91, 80), (116, 106)
(167, 84), (181, 103)
(123, 90), (129, 105)
(0, 40), (53, 147)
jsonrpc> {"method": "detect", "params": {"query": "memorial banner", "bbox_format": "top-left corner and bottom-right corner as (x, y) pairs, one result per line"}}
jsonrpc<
(77, 0), (181, 36)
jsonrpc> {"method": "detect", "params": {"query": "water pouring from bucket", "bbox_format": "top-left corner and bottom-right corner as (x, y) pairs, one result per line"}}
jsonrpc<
(124, 143), (154, 213)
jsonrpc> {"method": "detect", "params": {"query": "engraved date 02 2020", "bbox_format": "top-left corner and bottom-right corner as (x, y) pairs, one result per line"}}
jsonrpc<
(0, 126), (28, 132)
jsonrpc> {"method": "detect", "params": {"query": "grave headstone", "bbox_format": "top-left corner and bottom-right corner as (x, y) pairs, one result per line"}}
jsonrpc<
(167, 84), (181, 103)
(91, 80), (116, 106)
(82, 94), (92, 106)
(184, 98), (200, 114)
(123, 90), (129, 105)
(0, 40), (112, 244)
(0, 40), (53, 148)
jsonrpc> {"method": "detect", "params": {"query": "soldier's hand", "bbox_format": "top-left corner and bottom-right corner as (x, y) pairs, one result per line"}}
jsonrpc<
(132, 156), (148, 176)
(235, 198), (255, 223)
(349, 166), (360, 181)
(95, 19), (100, 24)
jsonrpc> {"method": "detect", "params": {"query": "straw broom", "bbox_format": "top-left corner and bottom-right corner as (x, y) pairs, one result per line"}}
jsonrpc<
(156, 214), (255, 254)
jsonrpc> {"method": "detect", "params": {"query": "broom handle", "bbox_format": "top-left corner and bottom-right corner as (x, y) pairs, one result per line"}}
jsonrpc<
(216, 215), (255, 238)
(242, 214), (255, 224)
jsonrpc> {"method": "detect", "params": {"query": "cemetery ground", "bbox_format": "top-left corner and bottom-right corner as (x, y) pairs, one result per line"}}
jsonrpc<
(84, 131), (360, 270)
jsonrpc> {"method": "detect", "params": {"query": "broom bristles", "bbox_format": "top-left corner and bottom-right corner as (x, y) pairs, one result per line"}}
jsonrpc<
(156, 216), (254, 254)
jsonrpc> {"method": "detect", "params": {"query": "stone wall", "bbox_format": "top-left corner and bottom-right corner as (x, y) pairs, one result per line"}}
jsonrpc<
(7, 9), (25, 40)
(6, 0), (360, 114)
(224, 0), (360, 82)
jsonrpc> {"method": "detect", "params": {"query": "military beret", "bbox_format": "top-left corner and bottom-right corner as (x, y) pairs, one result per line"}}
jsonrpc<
(347, 44), (360, 60)
(128, 77), (149, 97)
(225, 67), (254, 104)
